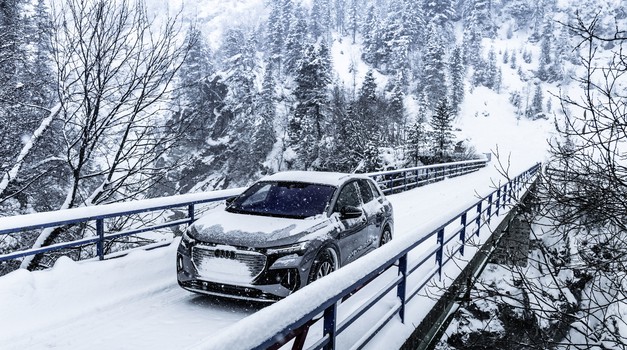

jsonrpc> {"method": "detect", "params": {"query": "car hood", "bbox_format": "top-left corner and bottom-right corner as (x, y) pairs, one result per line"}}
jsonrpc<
(189, 208), (331, 248)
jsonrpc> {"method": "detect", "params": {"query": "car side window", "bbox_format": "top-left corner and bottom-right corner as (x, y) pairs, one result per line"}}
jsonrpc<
(367, 179), (383, 199)
(357, 179), (375, 204)
(334, 182), (361, 212)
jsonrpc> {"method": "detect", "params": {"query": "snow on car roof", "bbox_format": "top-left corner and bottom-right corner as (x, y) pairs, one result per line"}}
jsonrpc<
(260, 171), (370, 187)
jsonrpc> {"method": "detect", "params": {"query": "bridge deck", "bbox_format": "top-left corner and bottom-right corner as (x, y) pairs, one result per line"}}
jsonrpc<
(0, 162), (532, 350)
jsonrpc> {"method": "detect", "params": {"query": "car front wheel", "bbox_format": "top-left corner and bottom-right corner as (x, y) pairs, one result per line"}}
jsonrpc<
(308, 248), (338, 283)
(380, 226), (392, 246)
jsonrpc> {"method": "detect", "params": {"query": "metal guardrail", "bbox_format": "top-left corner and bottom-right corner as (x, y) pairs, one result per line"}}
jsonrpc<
(0, 158), (488, 266)
(0, 189), (243, 263)
(369, 158), (488, 195)
(217, 162), (540, 350)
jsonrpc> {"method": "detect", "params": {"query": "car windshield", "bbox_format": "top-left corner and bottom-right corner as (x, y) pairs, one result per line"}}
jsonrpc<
(226, 181), (336, 219)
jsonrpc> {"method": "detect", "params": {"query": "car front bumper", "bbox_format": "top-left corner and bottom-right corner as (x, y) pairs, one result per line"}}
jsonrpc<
(176, 240), (314, 301)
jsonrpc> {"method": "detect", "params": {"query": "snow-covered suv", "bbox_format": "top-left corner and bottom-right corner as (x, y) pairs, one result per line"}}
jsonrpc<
(176, 171), (394, 301)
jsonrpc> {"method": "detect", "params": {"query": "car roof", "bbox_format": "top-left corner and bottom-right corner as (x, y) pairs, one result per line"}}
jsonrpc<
(259, 171), (372, 187)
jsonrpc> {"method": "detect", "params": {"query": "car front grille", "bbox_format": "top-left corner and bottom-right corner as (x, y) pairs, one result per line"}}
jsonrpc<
(191, 245), (267, 284)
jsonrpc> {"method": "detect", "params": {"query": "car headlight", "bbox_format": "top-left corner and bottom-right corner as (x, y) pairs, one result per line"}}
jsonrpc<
(180, 228), (197, 248)
(266, 241), (309, 256)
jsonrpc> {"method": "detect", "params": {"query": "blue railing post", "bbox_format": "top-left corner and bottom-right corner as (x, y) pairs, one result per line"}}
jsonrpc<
(487, 194), (493, 224)
(188, 204), (195, 224)
(403, 171), (407, 191)
(323, 302), (338, 350)
(397, 254), (408, 323)
(459, 213), (467, 256)
(96, 218), (104, 260)
(502, 184), (508, 207)
(436, 228), (444, 279)
(414, 169), (418, 187)
(475, 202), (482, 236)
(495, 188), (501, 216)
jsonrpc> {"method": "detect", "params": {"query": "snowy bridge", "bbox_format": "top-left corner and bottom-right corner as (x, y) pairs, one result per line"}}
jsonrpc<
(0, 159), (540, 350)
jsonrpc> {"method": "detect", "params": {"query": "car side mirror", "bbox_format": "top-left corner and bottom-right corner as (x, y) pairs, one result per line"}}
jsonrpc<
(340, 206), (363, 219)
(225, 196), (236, 206)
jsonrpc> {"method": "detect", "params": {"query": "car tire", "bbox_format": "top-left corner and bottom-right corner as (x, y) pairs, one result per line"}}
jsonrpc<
(380, 226), (392, 246)
(308, 247), (338, 283)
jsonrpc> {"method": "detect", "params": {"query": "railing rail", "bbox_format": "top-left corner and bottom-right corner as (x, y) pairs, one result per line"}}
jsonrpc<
(370, 158), (488, 194)
(0, 189), (243, 263)
(191, 162), (541, 350)
(0, 158), (488, 265)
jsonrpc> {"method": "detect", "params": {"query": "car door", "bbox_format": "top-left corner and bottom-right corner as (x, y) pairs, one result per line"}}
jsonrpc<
(333, 181), (368, 265)
(356, 179), (380, 255)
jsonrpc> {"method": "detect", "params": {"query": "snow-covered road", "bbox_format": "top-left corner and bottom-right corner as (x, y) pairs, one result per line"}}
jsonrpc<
(0, 161), (536, 350)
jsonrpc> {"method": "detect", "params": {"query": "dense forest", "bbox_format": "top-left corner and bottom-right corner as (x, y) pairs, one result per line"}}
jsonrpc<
(1, 0), (596, 219)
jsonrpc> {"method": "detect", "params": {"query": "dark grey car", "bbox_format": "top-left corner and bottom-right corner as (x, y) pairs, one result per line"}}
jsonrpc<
(176, 171), (393, 301)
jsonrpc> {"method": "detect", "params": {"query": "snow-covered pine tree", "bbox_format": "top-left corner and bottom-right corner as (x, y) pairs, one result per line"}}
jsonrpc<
(430, 98), (455, 162)
(333, 0), (345, 35)
(527, 84), (544, 119)
(177, 28), (215, 141)
(279, 0), (293, 37)
(0, 0), (23, 98)
(29, 0), (55, 107)
(529, 0), (548, 42)
(355, 69), (380, 134)
(162, 28), (228, 194)
(215, 29), (267, 182)
(310, 0), (331, 42)
(322, 84), (365, 172)
(537, 20), (555, 82)
(332, 98), (363, 172)
(361, 6), (381, 66)
(347, 68), (384, 170)
(423, 23), (447, 109)
(401, 0), (424, 49)
(290, 42), (332, 169)
(267, 0), (285, 76)
(422, 0), (455, 39)
(486, 46), (498, 88)
(378, 14), (410, 74)
(346, 0), (358, 44)
(387, 76), (405, 144)
(505, 0), (534, 30)
(230, 66), (276, 180)
(472, 46), (498, 89)
(510, 50), (517, 69)
(0, 0), (26, 170)
(406, 115), (428, 167)
(465, 0), (496, 38)
(462, 16), (482, 66)
(217, 28), (258, 139)
(284, 10), (307, 76)
(449, 46), (465, 114)
(523, 48), (533, 63)
(362, 139), (381, 172)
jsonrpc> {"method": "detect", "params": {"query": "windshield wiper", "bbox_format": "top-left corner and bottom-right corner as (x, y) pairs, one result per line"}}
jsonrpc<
(227, 208), (307, 219)
(226, 206), (245, 214)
